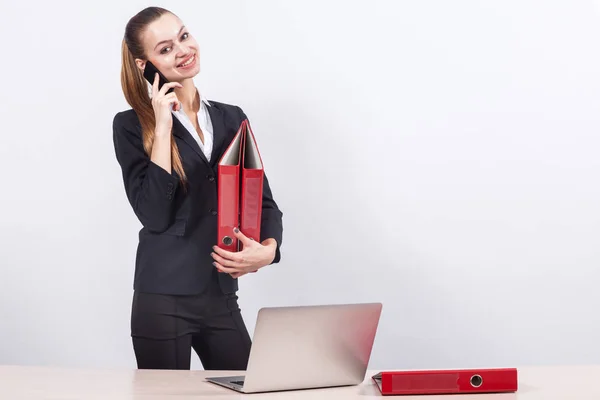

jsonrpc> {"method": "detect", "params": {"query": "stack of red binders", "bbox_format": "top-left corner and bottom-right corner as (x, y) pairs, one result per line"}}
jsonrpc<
(217, 119), (264, 256)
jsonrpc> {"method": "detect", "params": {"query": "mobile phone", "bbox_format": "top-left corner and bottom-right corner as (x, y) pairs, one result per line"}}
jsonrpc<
(143, 61), (174, 94)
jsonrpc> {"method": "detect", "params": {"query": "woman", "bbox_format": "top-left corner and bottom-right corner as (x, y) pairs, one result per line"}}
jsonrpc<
(113, 6), (283, 370)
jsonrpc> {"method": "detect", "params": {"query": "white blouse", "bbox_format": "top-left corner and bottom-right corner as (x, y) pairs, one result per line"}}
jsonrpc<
(171, 90), (214, 162)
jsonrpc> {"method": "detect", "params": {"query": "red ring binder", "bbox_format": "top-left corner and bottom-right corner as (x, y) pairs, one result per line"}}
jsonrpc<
(372, 367), (518, 395)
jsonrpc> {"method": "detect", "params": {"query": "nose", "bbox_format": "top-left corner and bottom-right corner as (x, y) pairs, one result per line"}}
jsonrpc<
(175, 45), (191, 58)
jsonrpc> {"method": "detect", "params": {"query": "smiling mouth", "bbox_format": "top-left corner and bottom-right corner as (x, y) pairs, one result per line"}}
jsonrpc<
(177, 54), (196, 68)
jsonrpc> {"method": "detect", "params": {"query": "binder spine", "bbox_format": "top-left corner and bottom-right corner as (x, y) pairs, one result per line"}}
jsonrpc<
(217, 164), (240, 251)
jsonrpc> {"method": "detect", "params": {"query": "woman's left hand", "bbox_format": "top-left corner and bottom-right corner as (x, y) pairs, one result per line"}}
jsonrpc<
(212, 228), (277, 278)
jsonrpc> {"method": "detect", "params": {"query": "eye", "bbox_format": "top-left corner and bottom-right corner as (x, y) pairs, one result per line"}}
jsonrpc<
(160, 46), (171, 54)
(181, 32), (189, 40)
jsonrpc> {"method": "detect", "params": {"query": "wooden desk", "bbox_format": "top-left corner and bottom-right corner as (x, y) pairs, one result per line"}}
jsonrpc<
(0, 365), (598, 399)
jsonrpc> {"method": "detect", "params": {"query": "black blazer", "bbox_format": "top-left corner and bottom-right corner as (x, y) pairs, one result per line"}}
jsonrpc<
(112, 100), (283, 295)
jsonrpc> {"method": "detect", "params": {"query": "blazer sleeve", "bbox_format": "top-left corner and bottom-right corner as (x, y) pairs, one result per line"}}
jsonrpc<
(112, 111), (180, 233)
(237, 107), (284, 264)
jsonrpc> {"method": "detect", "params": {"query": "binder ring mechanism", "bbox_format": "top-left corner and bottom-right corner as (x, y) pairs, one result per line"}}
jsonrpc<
(222, 236), (233, 246)
(470, 374), (483, 388)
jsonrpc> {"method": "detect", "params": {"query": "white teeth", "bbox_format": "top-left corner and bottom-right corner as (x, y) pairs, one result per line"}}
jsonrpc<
(179, 55), (194, 67)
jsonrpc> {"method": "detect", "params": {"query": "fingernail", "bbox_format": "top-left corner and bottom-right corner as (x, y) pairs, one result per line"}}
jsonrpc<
(234, 227), (239, 233)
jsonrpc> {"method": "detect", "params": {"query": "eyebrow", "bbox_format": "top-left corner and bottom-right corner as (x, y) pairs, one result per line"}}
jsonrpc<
(154, 25), (186, 50)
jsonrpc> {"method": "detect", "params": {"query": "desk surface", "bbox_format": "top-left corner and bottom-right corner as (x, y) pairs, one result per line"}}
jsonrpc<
(0, 365), (598, 399)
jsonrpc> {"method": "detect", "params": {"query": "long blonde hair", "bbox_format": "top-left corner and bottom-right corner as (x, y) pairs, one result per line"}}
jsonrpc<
(121, 6), (186, 184)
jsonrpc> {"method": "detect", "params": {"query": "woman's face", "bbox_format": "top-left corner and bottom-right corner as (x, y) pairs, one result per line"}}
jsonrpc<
(136, 13), (200, 82)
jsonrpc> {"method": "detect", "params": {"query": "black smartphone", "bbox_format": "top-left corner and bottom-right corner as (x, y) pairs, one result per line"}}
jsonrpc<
(143, 61), (174, 94)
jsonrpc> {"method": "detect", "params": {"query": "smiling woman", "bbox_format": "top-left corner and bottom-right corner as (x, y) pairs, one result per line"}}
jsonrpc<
(112, 7), (284, 371)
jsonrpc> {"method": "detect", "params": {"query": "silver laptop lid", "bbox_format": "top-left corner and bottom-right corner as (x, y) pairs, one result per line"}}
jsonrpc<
(242, 302), (383, 393)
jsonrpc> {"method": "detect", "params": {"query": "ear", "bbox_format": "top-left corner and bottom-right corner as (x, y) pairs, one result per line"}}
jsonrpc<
(134, 58), (146, 72)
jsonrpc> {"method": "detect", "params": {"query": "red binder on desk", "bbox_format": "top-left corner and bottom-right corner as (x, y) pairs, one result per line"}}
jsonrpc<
(372, 368), (518, 395)
(217, 119), (264, 253)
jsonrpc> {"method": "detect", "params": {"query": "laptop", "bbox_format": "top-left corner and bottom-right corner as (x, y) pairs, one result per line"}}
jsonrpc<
(205, 302), (383, 393)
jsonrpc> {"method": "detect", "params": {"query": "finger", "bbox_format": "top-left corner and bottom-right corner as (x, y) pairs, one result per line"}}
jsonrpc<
(152, 72), (159, 98)
(212, 245), (243, 263)
(211, 252), (245, 269)
(162, 93), (181, 111)
(213, 261), (238, 274)
(232, 227), (254, 247)
(163, 93), (179, 103)
(159, 81), (184, 96)
(230, 271), (247, 279)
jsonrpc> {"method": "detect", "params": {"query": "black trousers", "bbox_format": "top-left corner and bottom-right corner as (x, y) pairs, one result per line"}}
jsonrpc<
(130, 272), (251, 370)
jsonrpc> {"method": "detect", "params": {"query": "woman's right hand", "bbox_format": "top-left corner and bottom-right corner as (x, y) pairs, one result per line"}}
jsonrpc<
(151, 73), (183, 136)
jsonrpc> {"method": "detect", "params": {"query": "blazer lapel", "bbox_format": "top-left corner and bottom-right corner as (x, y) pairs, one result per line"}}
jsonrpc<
(171, 114), (210, 166)
(208, 105), (227, 166)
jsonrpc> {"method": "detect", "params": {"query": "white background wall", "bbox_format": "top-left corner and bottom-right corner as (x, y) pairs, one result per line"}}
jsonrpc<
(0, 0), (599, 370)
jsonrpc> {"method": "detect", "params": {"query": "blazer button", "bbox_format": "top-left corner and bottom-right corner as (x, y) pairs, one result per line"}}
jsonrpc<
(210, 209), (217, 216)
(167, 182), (174, 189)
(208, 175), (215, 182)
